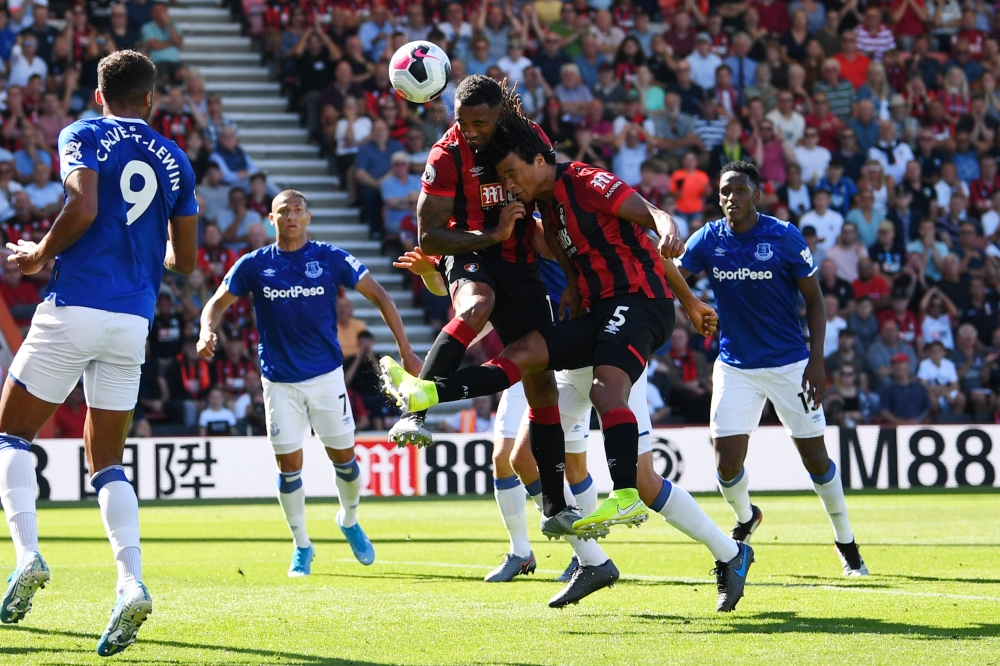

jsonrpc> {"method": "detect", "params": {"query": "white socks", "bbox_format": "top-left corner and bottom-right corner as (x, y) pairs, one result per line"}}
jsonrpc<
(1, 444), (38, 564)
(494, 476), (531, 557)
(717, 467), (754, 524)
(333, 457), (361, 528)
(653, 478), (739, 563)
(526, 478), (608, 567)
(93, 467), (142, 597)
(277, 471), (311, 549)
(566, 534), (608, 566)
(811, 461), (855, 544)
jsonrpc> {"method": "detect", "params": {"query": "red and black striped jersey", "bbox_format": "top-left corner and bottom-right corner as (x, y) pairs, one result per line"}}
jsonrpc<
(421, 122), (551, 264)
(550, 162), (672, 309)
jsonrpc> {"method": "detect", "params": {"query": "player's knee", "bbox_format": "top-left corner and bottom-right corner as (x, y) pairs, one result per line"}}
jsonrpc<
(275, 450), (304, 473)
(454, 291), (494, 332)
(492, 437), (516, 477)
(510, 434), (536, 475)
(501, 332), (550, 376)
(521, 370), (559, 406)
(589, 383), (628, 415)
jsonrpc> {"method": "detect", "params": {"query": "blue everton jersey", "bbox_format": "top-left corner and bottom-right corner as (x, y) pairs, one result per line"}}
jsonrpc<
(681, 213), (818, 369)
(54, 116), (198, 320)
(224, 241), (368, 383)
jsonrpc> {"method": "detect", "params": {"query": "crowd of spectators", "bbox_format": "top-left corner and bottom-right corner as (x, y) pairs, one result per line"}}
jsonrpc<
(260, 0), (1000, 428)
(12, 0), (1000, 435)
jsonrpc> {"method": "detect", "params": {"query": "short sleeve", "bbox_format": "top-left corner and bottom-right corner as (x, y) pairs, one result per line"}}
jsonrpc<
(573, 165), (634, 215)
(783, 224), (819, 279)
(421, 143), (458, 197)
(171, 152), (199, 217)
(223, 253), (254, 297)
(329, 246), (369, 288)
(681, 225), (708, 275)
(57, 123), (99, 183)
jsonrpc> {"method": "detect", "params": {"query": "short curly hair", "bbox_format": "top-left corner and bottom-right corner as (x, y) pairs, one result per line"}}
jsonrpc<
(97, 50), (156, 110)
(720, 160), (761, 189)
(455, 74), (503, 108)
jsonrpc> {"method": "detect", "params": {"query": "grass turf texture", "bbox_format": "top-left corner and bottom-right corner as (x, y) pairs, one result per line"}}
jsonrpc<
(2, 493), (998, 665)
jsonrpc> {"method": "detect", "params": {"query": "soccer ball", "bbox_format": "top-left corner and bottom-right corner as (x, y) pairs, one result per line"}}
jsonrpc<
(388, 41), (451, 103)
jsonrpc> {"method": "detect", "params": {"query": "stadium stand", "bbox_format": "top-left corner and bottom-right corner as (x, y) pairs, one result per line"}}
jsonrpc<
(7, 0), (1000, 435)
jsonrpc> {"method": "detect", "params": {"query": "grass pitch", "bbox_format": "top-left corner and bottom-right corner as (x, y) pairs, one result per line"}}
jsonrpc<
(1, 492), (998, 665)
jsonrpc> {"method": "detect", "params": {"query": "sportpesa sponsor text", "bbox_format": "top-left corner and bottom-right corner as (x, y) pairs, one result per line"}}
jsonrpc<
(712, 267), (774, 281)
(262, 285), (326, 301)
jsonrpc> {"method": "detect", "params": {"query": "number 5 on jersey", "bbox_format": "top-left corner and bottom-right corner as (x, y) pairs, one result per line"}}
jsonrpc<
(120, 160), (158, 225)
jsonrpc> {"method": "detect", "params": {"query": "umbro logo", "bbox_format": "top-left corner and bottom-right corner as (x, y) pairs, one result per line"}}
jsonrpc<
(714, 246), (726, 255)
(262, 268), (276, 277)
(604, 322), (620, 334)
(469, 166), (484, 175)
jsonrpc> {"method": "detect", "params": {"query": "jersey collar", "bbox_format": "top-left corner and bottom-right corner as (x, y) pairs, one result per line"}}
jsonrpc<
(107, 115), (148, 126)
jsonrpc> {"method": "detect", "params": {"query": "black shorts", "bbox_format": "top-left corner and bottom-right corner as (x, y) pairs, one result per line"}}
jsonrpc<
(538, 294), (676, 383)
(442, 253), (553, 346)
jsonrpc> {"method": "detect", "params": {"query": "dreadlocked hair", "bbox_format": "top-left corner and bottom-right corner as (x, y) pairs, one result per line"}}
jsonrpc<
(485, 78), (556, 166)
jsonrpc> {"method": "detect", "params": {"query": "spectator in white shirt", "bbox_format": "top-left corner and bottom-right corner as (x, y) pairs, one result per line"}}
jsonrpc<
(799, 187), (844, 252)
(794, 126), (832, 184)
(23, 161), (61, 216)
(686, 33), (723, 91)
(823, 294), (849, 357)
(918, 340), (965, 416)
(589, 9), (625, 56)
(767, 90), (806, 146)
(497, 40), (533, 89)
(7, 36), (47, 89)
(199, 386), (238, 436)
(867, 120), (914, 183)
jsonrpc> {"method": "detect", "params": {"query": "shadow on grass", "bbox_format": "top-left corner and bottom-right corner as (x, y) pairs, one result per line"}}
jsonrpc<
(313, 569), (547, 585)
(627, 611), (1000, 640)
(3, 625), (396, 665)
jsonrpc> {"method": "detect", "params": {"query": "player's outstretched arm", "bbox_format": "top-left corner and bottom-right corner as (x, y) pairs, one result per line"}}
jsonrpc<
(164, 214), (199, 274)
(355, 274), (423, 376)
(417, 192), (520, 256)
(198, 285), (239, 358)
(798, 273), (828, 409)
(662, 259), (718, 337)
(615, 192), (686, 259)
(6, 169), (97, 275)
(393, 248), (448, 296)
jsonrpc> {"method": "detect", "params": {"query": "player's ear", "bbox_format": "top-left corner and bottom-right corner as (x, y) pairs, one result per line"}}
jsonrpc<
(94, 89), (103, 108)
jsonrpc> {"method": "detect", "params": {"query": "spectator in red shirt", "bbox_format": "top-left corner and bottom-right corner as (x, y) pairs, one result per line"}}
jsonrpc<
(751, 0), (790, 35)
(969, 154), (1000, 216)
(834, 31), (872, 90)
(0, 260), (40, 330)
(952, 9), (985, 60)
(196, 223), (237, 289)
(150, 86), (202, 152)
(890, 0), (929, 52)
(54, 384), (87, 439)
(852, 257), (892, 310)
(879, 284), (919, 345)
(805, 92), (845, 152)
